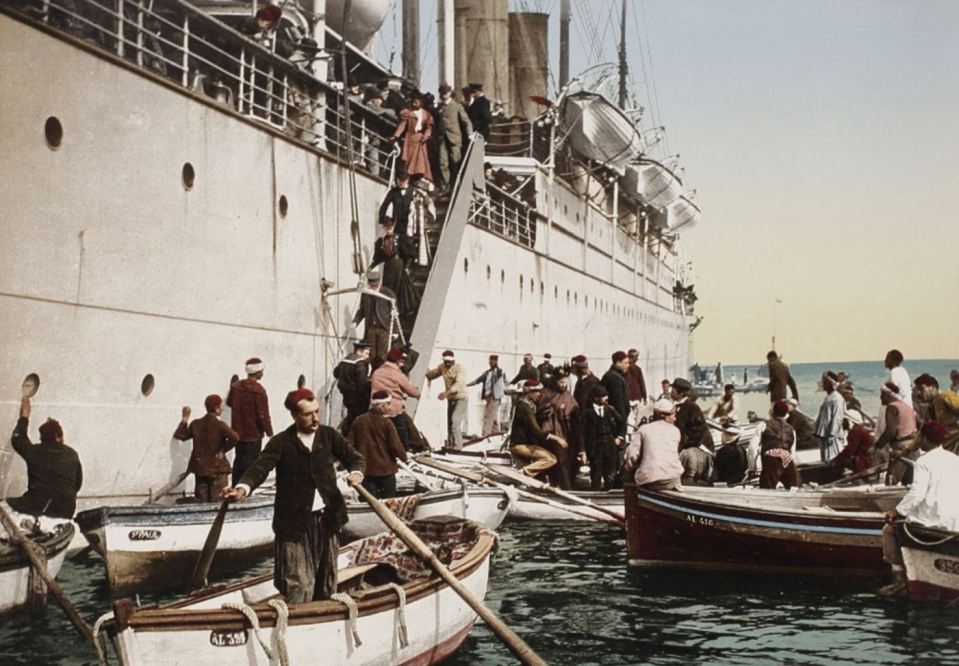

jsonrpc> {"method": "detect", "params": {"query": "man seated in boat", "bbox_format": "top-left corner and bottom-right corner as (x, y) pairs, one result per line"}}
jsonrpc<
(881, 420), (959, 594)
(758, 401), (799, 490)
(5, 397), (82, 524)
(624, 399), (682, 491)
(509, 380), (566, 479)
(223, 388), (365, 603)
(173, 395), (239, 503)
(347, 390), (407, 499)
(707, 384), (739, 426)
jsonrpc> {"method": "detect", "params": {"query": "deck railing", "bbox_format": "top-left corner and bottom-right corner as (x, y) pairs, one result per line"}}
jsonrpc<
(7, 0), (398, 177)
(468, 182), (537, 248)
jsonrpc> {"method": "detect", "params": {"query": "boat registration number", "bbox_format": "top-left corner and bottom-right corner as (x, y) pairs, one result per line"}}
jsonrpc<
(128, 529), (161, 541)
(685, 514), (715, 527)
(210, 629), (248, 647)
(934, 558), (959, 576)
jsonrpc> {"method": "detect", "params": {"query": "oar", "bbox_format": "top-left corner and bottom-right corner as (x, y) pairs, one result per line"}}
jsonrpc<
(415, 456), (624, 527)
(821, 462), (888, 488)
(483, 463), (627, 523)
(145, 469), (190, 505)
(352, 482), (547, 666)
(397, 459), (442, 490)
(187, 499), (229, 592)
(0, 504), (95, 645)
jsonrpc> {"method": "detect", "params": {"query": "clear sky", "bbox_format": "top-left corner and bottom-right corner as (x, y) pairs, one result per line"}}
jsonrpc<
(375, 1), (959, 365)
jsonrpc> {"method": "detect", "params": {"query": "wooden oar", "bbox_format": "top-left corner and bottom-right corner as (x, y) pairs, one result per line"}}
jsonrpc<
(187, 499), (229, 592)
(483, 463), (627, 523)
(145, 469), (190, 505)
(821, 462), (887, 488)
(415, 456), (625, 527)
(0, 504), (95, 645)
(352, 482), (547, 666)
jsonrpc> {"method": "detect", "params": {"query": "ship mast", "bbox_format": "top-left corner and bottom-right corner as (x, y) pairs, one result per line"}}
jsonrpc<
(402, 0), (420, 86)
(559, 0), (571, 89)
(617, 0), (628, 109)
(438, 0), (454, 86)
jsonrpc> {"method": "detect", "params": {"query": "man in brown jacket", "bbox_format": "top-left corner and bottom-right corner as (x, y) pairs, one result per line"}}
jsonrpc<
(766, 351), (799, 403)
(226, 357), (274, 485)
(174, 394), (239, 502)
(347, 390), (407, 498)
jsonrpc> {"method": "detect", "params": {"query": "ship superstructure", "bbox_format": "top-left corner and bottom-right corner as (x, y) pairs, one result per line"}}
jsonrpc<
(0, 0), (698, 502)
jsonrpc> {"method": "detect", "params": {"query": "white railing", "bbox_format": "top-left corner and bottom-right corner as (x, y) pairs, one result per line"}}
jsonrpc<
(468, 183), (537, 248)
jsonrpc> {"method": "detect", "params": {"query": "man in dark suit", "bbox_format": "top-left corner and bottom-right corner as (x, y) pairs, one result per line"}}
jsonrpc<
(8, 397), (83, 519)
(671, 377), (714, 451)
(466, 83), (492, 142)
(378, 171), (414, 236)
(601, 351), (631, 440)
(224, 388), (365, 603)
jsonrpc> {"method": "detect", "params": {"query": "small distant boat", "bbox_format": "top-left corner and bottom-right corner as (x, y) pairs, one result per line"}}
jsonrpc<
(0, 520), (74, 613)
(75, 496), (275, 592)
(342, 486), (511, 540)
(100, 517), (497, 666)
(894, 522), (959, 602)
(625, 482), (905, 575)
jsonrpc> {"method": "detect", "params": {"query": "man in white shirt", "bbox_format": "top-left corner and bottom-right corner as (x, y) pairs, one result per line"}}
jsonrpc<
(880, 420), (959, 594)
(624, 399), (684, 491)
(884, 349), (912, 408)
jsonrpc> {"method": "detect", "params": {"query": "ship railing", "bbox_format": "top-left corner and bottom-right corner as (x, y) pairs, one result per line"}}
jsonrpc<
(8, 0), (399, 177)
(468, 182), (538, 248)
(486, 114), (551, 162)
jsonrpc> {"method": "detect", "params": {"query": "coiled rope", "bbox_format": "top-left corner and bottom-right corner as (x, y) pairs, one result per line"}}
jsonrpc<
(331, 592), (363, 652)
(222, 600), (290, 666)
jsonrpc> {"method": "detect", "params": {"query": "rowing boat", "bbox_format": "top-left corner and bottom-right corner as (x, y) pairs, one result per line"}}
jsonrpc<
(342, 485), (511, 540)
(100, 517), (496, 665)
(893, 522), (959, 601)
(75, 496), (275, 592)
(625, 481), (905, 575)
(0, 517), (74, 613)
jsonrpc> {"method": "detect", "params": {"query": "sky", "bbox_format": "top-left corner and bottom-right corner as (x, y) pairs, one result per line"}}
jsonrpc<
(373, 0), (959, 365)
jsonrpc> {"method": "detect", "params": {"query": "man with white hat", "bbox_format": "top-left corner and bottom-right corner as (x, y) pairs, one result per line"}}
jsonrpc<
(624, 398), (683, 491)
(425, 350), (469, 449)
(226, 357), (274, 486)
(347, 390), (406, 498)
(873, 381), (918, 485)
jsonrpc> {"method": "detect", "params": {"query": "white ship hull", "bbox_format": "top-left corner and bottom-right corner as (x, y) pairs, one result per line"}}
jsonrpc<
(0, 7), (689, 502)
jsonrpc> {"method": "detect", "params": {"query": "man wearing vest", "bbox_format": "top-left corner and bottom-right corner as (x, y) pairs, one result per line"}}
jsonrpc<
(874, 382), (918, 486)
(759, 401), (798, 489)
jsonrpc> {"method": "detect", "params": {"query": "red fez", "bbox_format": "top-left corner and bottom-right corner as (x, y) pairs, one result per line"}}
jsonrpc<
(284, 388), (316, 411)
(921, 420), (947, 444)
(386, 347), (404, 363)
(523, 379), (543, 392)
(772, 400), (789, 417)
(256, 4), (282, 23)
(915, 373), (940, 389)
(370, 390), (391, 404)
(611, 351), (627, 363)
(39, 418), (62, 442)
(204, 394), (222, 412)
(442, 349), (455, 360)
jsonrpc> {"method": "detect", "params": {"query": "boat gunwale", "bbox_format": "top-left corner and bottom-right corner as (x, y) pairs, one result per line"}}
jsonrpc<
(112, 532), (496, 632)
(344, 486), (509, 514)
(0, 523), (75, 574)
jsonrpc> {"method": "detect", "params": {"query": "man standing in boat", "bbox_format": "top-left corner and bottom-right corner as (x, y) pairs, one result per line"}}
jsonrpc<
(582, 387), (625, 491)
(6, 397), (82, 521)
(510, 353), (540, 385)
(813, 372), (846, 462)
(766, 351), (799, 403)
(671, 378), (715, 486)
(224, 388), (365, 603)
(880, 420), (959, 595)
(425, 350), (469, 450)
(625, 349), (649, 425)
(173, 395), (238, 503)
(467, 354), (507, 437)
(872, 382), (918, 485)
(758, 401), (799, 489)
(226, 357), (274, 486)
(347, 390), (406, 499)
(371, 347), (422, 452)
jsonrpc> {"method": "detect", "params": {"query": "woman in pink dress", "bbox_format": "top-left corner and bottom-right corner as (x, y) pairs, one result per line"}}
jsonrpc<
(392, 95), (434, 183)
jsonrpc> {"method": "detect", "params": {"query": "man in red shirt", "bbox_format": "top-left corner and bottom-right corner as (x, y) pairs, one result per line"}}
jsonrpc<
(226, 357), (274, 486)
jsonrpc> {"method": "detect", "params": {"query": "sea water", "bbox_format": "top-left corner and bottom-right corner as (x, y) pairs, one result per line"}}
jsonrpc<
(3, 359), (958, 665)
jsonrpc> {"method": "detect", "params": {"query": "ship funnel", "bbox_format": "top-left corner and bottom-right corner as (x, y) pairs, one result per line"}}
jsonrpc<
(453, 0), (510, 104)
(508, 12), (549, 120)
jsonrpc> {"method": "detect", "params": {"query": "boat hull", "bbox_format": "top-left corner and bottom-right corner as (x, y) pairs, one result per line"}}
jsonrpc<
(625, 483), (899, 576)
(896, 523), (959, 602)
(0, 522), (74, 613)
(510, 489), (623, 522)
(76, 497), (275, 591)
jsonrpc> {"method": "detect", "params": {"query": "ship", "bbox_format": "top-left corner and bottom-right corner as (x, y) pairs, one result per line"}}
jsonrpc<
(0, 0), (699, 505)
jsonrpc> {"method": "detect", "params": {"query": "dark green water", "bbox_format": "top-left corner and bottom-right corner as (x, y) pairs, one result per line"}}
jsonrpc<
(2, 521), (958, 665)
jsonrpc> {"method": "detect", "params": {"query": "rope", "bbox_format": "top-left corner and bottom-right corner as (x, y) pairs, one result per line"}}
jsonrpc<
(331, 592), (363, 651)
(903, 522), (958, 547)
(221, 601), (274, 662)
(266, 599), (290, 666)
(387, 583), (409, 650)
(92, 611), (115, 666)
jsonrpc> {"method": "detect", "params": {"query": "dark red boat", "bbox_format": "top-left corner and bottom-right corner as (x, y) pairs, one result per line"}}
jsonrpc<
(624, 482), (904, 576)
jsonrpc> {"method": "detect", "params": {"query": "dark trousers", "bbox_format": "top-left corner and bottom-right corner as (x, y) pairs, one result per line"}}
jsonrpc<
(589, 441), (618, 491)
(274, 512), (338, 603)
(759, 455), (799, 489)
(362, 474), (398, 499)
(392, 414), (412, 452)
(232, 441), (262, 486)
(194, 473), (229, 503)
(339, 408), (365, 437)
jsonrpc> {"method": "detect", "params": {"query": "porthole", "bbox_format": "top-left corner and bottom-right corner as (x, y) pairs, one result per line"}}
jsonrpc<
(182, 162), (195, 190)
(44, 117), (63, 149)
(297, 374), (306, 389)
(279, 195), (289, 218)
(464, 258), (469, 274)
(141, 374), (155, 396)
(22, 373), (40, 398)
